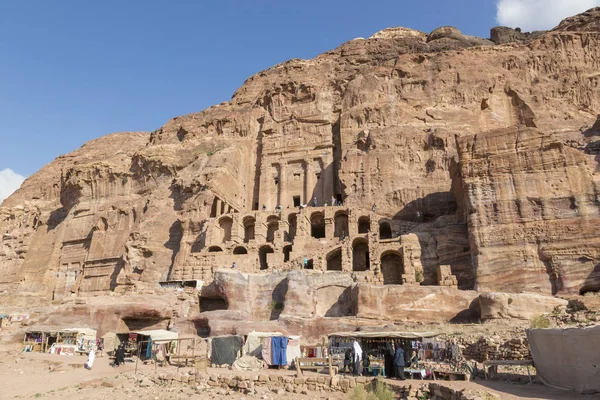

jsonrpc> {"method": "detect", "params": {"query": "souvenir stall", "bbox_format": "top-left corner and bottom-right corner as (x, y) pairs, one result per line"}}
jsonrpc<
(51, 328), (97, 355)
(22, 330), (58, 353)
(131, 329), (179, 361)
(328, 331), (440, 378)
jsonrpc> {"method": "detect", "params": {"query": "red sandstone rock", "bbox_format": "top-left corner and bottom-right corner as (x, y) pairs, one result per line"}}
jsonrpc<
(1, 9), (600, 336)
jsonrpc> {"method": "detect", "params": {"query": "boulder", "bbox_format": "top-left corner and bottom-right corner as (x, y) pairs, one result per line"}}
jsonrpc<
(479, 292), (568, 320)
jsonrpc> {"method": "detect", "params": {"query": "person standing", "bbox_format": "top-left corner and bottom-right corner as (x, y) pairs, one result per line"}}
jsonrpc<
(353, 341), (363, 376)
(85, 348), (96, 370)
(394, 343), (405, 380)
(313, 197), (318, 207)
(114, 344), (125, 367)
(231, 262), (236, 269)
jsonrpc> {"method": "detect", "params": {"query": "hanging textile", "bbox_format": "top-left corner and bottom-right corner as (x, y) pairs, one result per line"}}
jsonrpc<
(261, 337), (273, 365)
(271, 336), (288, 366)
(146, 339), (152, 359)
(211, 335), (243, 366)
(286, 337), (301, 365)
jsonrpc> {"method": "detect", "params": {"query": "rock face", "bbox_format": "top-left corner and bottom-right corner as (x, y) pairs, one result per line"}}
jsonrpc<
(479, 292), (569, 320)
(456, 127), (600, 294)
(490, 26), (546, 44)
(2, 9), (600, 337)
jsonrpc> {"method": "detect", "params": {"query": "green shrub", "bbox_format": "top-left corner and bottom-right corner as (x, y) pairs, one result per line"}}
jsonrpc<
(415, 270), (424, 283)
(268, 301), (283, 311)
(350, 379), (394, 400)
(508, 297), (513, 305)
(530, 314), (551, 329)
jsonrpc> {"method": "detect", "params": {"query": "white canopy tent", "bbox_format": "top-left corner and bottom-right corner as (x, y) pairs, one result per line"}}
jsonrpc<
(131, 329), (179, 341)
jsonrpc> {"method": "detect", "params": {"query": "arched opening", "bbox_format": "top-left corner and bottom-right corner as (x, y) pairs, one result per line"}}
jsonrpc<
(310, 212), (326, 239)
(233, 246), (247, 255)
(199, 295), (228, 312)
(381, 251), (403, 284)
(326, 248), (342, 271)
(208, 246), (223, 252)
(287, 214), (297, 241)
(283, 245), (292, 262)
(358, 216), (370, 234)
(379, 221), (392, 240)
(266, 216), (280, 243)
(334, 211), (349, 238)
(219, 216), (233, 243)
(352, 239), (370, 271)
(243, 216), (255, 243)
(259, 245), (274, 270)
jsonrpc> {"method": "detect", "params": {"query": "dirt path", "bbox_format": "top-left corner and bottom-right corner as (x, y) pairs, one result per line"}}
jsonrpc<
(1, 350), (598, 400)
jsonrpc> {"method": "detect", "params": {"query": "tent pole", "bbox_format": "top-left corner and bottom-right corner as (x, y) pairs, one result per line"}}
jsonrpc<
(135, 340), (141, 376)
(177, 337), (181, 373)
(191, 338), (195, 372)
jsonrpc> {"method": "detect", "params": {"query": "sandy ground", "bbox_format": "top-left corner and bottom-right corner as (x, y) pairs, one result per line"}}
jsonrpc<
(1, 350), (598, 400)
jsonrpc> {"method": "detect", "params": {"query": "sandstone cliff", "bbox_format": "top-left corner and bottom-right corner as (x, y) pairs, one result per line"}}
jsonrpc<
(1, 9), (600, 330)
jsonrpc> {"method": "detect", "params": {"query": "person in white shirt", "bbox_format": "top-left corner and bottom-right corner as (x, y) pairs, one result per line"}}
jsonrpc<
(352, 341), (363, 376)
(85, 348), (96, 370)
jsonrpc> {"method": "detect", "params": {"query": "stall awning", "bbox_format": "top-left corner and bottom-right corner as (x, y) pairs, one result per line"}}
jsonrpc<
(60, 328), (97, 340)
(132, 329), (179, 341)
(328, 331), (439, 339)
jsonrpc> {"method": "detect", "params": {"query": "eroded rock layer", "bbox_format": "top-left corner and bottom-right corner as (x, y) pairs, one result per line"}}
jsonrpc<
(2, 9), (600, 336)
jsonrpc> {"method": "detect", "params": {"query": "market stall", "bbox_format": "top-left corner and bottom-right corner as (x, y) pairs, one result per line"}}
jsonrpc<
(51, 328), (97, 356)
(22, 330), (58, 353)
(131, 329), (179, 361)
(328, 331), (441, 378)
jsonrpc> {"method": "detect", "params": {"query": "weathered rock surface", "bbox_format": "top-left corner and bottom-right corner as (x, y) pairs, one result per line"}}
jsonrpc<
(1, 8), (600, 336)
(455, 127), (600, 294)
(490, 26), (546, 44)
(356, 284), (479, 322)
(479, 292), (568, 320)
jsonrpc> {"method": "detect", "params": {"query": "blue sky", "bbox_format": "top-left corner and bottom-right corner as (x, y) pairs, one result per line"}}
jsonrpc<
(0, 0), (596, 200)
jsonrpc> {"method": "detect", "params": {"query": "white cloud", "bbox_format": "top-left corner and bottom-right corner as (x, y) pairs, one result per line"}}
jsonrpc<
(0, 168), (25, 203)
(496, 0), (600, 31)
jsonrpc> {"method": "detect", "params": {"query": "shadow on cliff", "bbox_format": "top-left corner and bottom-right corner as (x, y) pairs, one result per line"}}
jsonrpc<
(164, 220), (183, 281)
(47, 207), (68, 231)
(270, 279), (288, 320)
(324, 286), (357, 317)
(391, 190), (474, 290)
(449, 298), (481, 323)
(580, 262), (600, 295)
(308, 163), (347, 206)
(392, 191), (457, 222)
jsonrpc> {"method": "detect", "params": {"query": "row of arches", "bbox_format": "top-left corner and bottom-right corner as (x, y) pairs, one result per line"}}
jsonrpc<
(217, 212), (393, 246)
(324, 241), (403, 285)
(210, 241), (403, 284)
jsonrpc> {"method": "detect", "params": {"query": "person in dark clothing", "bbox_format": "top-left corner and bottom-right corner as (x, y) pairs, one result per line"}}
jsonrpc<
(343, 347), (353, 375)
(114, 344), (125, 367)
(409, 350), (419, 367)
(384, 342), (395, 378)
(362, 351), (370, 376)
(393, 344), (405, 380)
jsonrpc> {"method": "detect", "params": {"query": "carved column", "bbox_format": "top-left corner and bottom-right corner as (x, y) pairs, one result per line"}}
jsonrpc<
(278, 163), (287, 207)
(304, 160), (314, 205)
(215, 199), (222, 217)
